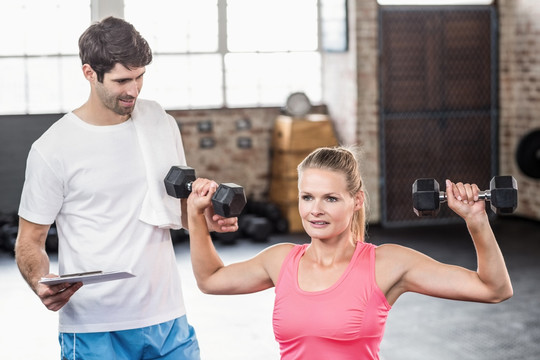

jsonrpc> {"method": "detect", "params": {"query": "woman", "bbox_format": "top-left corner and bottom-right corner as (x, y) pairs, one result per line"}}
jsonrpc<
(187, 146), (513, 359)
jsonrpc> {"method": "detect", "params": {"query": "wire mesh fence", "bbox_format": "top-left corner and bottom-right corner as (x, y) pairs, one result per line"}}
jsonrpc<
(379, 5), (497, 226)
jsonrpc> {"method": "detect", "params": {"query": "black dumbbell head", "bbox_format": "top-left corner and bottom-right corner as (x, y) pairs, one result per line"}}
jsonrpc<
(164, 166), (196, 198)
(244, 216), (273, 242)
(490, 176), (518, 214)
(412, 178), (440, 217)
(212, 183), (247, 218)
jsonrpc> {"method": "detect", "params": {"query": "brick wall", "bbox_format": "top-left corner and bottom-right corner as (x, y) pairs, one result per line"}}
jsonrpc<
(499, 0), (540, 220)
(352, 0), (380, 224)
(321, 0), (381, 223)
(168, 105), (327, 203)
(168, 108), (281, 202)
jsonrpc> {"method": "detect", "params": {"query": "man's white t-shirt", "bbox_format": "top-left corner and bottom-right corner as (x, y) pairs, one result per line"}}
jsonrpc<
(19, 99), (187, 333)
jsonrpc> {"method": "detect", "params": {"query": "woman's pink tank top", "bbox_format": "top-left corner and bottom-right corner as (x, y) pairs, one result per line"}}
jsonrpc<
(273, 242), (391, 359)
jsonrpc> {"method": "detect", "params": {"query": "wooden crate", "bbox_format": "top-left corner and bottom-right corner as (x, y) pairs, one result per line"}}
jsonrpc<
(269, 177), (299, 203)
(269, 114), (338, 234)
(274, 201), (304, 233)
(272, 115), (338, 151)
(271, 150), (311, 179)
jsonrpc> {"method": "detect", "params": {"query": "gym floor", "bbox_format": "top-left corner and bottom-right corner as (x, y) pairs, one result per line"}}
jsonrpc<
(1, 216), (539, 360)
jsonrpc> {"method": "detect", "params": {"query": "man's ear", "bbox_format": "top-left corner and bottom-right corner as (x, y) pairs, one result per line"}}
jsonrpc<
(81, 64), (96, 82)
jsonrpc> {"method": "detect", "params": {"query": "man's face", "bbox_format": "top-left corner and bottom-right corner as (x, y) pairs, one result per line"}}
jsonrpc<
(95, 63), (145, 116)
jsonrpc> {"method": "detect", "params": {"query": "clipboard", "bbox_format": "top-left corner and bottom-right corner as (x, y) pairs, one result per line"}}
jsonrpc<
(39, 271), (135, 285)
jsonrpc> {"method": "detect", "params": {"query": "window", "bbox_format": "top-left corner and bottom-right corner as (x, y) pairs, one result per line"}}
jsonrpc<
(2, 0), (329, 114)
(224, 0), (321, 106)
(125, 0), (322, 109)
(0, 0), (90, 114)
(124, 0), (223, 109)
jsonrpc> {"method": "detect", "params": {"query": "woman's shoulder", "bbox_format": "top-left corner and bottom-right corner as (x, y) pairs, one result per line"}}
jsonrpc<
(374, 243), (420, 303)
(263, 242), (299, 258)
(374, 242), (421, 266)
(374, 242), (429, 279)
(375, 242), (412, 254)
(259, 242), (302, 269)
(258, 243), (299, 284)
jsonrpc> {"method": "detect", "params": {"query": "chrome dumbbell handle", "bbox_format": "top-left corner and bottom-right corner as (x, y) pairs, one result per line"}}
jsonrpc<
(438, 190), (490, 203)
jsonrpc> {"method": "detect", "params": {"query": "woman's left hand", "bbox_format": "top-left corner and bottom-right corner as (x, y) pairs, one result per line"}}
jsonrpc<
(445, 179), (487, 221)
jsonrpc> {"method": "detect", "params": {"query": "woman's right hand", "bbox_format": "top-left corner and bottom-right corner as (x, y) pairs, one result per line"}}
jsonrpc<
(187, 178), (218, 215)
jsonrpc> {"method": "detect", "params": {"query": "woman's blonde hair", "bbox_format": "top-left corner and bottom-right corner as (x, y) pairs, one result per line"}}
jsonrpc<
(297, 146), (368, 244)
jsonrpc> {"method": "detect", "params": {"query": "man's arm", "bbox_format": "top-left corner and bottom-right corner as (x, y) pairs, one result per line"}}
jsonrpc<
(181, 198), (188, 230)
(15, 217), (51, 291)
(15, 217), (82, 312)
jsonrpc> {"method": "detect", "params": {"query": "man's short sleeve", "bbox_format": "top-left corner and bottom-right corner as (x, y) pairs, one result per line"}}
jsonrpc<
(18, 146), (63, 225)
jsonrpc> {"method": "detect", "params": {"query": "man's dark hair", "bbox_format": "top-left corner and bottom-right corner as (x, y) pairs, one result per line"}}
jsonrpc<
(78, 16), (152, 82)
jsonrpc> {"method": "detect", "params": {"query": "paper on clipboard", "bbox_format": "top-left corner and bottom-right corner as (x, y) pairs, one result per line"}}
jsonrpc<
(39, 271), (135, 286)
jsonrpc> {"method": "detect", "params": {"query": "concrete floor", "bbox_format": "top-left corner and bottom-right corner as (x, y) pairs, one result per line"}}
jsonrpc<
(1, 216), (539, 359)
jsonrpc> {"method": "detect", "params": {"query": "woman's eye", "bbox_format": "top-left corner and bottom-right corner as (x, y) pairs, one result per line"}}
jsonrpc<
(327, 197), (338, 202)
(301, 195), (313, 201)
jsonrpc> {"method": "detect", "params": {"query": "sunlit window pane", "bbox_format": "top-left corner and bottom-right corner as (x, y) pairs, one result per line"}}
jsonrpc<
(21, 0), (90, 55)
(27, 57), (62, 113)
(0, 4), (26, 56)
(0, 0), (89, 114)
(143, 54), (223, 109)
(227, 0), (318, 52)
(226, 52), (321, 107)
(321, 0), (348, 52)
(60, 56), (88, 111)
(124, 0), (218, 53)
(58, 0), (92, 54)
(25, 4), (61, 55)
(0, 59), (27, 114)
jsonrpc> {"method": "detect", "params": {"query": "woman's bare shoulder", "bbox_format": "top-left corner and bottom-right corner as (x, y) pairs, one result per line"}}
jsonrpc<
(374, 243), (421, 275)
(261, 242), (297, 257)
(375, 243), (411, 257)
(258, 242), (298, 283)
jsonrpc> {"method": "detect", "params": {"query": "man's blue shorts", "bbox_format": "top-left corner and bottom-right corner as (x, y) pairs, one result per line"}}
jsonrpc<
(59, 316), (200, 360)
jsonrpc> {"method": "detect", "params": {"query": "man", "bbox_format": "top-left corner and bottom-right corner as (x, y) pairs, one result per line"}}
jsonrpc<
(15, 16), (237, 359)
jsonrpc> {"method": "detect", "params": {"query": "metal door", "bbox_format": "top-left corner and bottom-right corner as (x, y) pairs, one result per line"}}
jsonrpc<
(379, 6), (497, 225)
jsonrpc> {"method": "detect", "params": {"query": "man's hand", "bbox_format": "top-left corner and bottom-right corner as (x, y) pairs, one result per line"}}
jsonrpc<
(37, 275), (83, 312)
(206, 212), (239, 233)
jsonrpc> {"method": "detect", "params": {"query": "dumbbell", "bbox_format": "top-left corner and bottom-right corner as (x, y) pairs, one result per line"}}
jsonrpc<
(412, 176), (518, 217)
(239, 214), (273, 243)
(164, 166), (246, 218)
(244, 200), (289, 234)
